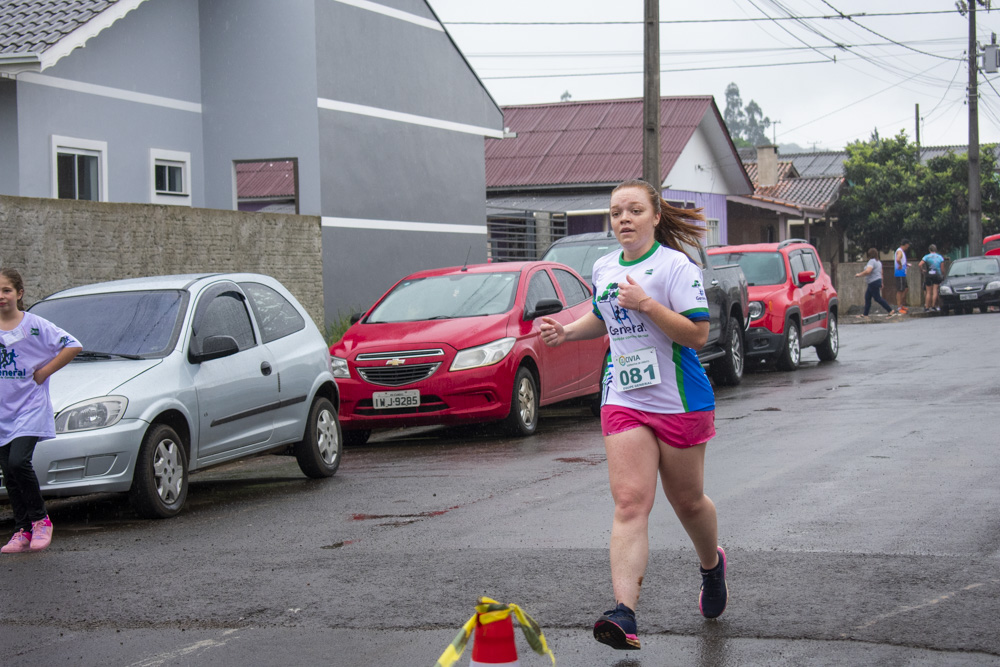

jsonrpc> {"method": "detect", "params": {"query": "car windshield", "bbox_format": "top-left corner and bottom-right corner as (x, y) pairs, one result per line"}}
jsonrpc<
(948, 258), (1000, 277)
(543, 241), (619, 281)
(709, 251), (786, 286)
(30, 290), (187, 358)
(544, 238), (702, 280)
(366, 272), (519, 323)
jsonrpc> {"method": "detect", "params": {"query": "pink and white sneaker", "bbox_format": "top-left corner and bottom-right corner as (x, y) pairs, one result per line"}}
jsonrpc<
(29, 516), (53, 551)
(1, 529), (32, 554)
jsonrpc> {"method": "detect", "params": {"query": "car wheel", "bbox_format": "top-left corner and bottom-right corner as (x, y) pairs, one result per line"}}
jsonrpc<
(294, 397), (342, 478)
(710, 316), (744, 386)
(342, 429), (371, 447)
(979, 305), (989, 314)
(942, 305), (951, 315)
(129, 424), (189, 519)
(775, 320), (801, 371)
(503, 366), (539, 436)
(816, 312), (839, 361)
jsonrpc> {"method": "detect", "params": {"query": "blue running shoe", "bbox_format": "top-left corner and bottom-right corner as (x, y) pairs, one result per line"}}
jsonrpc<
(593, 602), (640, 650)
(699, 546), (728, 618)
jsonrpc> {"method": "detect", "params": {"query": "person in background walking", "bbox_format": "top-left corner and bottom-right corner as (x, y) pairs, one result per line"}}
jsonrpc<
(0, 268), (81, 554)
(919, 244), (945, 312)
(856, 248), (894, 318)
(893, 239), (911, 314)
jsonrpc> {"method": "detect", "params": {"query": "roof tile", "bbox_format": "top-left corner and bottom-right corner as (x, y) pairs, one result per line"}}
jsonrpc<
(486, 97), (714, 188)
(0, 0), (120, 55)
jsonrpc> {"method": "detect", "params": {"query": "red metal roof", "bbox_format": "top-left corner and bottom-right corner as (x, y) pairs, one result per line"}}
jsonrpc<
(235, 160), (296, 199)
(486, 97), (716, 188)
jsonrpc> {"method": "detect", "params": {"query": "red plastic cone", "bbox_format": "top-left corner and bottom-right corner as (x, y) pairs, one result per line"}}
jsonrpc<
(469, 613), (520, 666)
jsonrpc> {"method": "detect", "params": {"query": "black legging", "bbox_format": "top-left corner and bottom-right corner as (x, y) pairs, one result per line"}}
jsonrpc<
(864, 279), (893, 315)
(0, 436), (47, 532)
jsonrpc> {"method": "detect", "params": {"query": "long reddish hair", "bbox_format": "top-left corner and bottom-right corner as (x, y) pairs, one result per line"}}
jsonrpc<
(612, 179), (707, 254)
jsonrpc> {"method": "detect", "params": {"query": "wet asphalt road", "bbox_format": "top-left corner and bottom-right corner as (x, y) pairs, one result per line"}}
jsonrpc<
(1, 311), (999, 666)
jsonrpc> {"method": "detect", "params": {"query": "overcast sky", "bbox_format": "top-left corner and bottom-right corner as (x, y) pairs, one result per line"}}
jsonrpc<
(428, 0), (1000, 152)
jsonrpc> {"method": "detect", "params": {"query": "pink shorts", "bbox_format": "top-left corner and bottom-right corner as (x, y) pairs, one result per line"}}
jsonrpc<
(601, 404), (716, 449)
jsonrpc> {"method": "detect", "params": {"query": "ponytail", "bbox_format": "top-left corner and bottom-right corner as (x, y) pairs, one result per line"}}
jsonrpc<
(612, 179), (707, 255)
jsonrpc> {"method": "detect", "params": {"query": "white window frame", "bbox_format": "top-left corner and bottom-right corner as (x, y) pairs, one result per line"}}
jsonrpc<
(150, 148), (191, 206)
(705, 218), (720, 247)
(51, 135), (108, 201)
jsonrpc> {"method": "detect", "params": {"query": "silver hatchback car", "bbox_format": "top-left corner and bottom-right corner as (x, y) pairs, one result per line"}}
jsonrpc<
(0, 273), (342, 518)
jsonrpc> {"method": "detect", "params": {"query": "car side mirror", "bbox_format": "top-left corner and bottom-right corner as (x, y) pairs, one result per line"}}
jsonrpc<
(190, 335), (239, 363)
(526, 298), (563, 320)
(797, 271), (816, 285)
(350, 312), (363, 324)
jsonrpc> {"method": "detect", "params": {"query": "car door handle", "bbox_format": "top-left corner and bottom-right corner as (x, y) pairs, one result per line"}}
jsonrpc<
(260, 361), (272, 376)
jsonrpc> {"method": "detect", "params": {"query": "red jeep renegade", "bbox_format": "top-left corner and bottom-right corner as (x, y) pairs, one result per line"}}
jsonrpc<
(707, 239), (838, 371)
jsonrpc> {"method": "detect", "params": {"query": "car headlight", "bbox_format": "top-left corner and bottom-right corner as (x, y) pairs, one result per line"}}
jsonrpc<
(940, 285), (953, 295)
(330, 355), (350, 379)
(55, 396), (128, 433)
(748, 301), (764, 321)
(987, 280), (1000, 291)
(450, 337), (516, 371)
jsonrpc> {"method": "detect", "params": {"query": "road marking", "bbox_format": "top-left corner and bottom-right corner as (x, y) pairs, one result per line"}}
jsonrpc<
(845, 579), (999, 634)
(127, 629), (239, 667)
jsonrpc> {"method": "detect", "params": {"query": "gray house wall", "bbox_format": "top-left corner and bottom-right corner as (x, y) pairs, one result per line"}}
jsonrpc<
(8, 0), (206, 205)
(198, 0), (322, 214)
(315, 0), (503, 317)
(1, 0), (503, 326)
(0, 80), (17, 194)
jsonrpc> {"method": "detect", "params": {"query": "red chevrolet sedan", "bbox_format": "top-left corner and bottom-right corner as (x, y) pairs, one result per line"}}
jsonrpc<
(329, 261), (609, 445)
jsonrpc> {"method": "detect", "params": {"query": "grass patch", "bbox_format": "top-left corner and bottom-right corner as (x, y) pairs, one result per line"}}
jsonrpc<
(324, 308), (363, 347)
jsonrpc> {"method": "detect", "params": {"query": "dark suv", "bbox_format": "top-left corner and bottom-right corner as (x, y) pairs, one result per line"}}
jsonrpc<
(542, 231), (750, 386)
(707, 239), (838, 371)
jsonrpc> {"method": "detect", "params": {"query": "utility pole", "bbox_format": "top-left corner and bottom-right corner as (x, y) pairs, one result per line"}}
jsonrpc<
(915, 103), (920, 154)
(969, 2), (983, 256)
(642, 0), (660, 188)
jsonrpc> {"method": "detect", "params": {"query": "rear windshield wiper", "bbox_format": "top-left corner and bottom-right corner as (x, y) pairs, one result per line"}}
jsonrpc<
(76, 350), (144, 361)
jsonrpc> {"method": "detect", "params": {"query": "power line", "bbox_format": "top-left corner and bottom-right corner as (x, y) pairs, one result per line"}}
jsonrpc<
(442, 10), (973, 26)
(479, 58), (832, 81)
(464, 38), (966, 59)
(818, 0), (963, 60)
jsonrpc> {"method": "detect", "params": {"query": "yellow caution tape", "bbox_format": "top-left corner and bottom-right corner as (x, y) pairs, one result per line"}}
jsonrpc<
(434, 597), (556, 667)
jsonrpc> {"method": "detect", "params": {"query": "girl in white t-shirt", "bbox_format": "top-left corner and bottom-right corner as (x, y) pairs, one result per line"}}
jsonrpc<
(540, 180), (727, 651)
(0, 268), (81, 554)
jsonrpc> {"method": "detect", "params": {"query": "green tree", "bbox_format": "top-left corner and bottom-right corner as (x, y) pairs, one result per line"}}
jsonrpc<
(839, 131), (1000, 255)
(722, 82), (771, 147)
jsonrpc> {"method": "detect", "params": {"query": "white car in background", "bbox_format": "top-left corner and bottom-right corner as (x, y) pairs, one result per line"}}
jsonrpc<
(0, 273), (341, 519)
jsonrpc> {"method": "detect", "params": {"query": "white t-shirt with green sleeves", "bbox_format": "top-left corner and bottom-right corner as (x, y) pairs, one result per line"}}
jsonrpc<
(591, 242), (715, 415)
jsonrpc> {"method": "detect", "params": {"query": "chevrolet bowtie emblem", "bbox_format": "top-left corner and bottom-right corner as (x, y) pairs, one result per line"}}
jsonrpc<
(385, 358), (405, 366)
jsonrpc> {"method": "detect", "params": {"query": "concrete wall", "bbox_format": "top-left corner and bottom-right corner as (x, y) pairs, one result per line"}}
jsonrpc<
(832, 261), (930, 313)
(0, 195), (324, 328)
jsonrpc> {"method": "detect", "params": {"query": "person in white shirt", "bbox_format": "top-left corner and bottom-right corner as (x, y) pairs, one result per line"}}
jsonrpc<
(0, 268), (81, 554)
(540, 180), (727, 651)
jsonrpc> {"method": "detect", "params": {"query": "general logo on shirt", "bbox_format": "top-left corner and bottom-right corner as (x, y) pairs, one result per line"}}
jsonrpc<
(30, 327), (39, 336)
(0, 347), (27, 379)
(597, 281), (647, 337)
